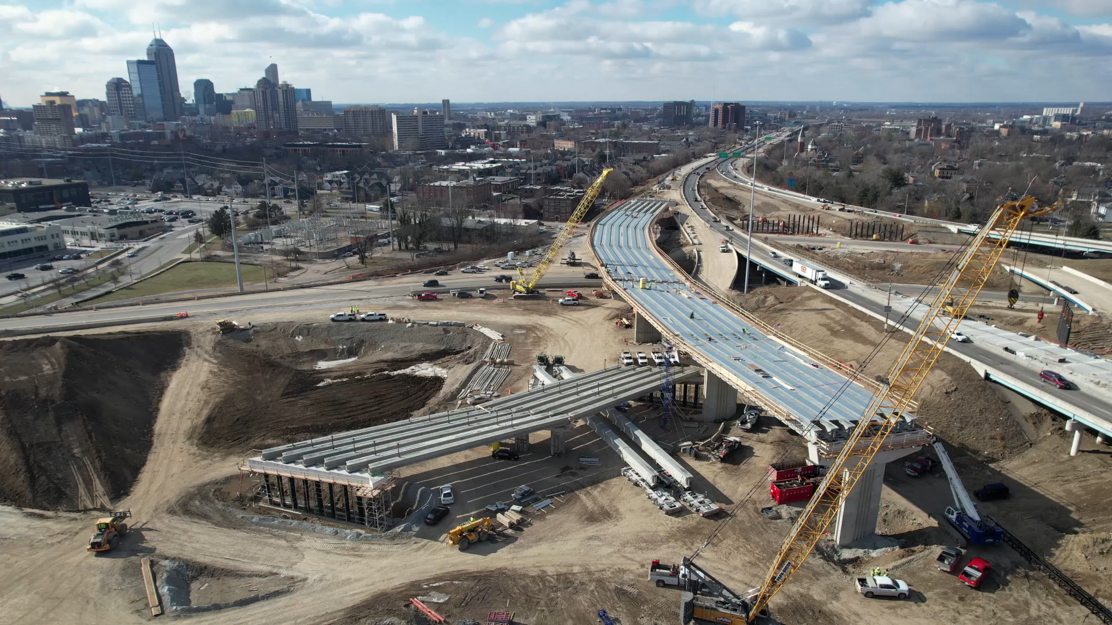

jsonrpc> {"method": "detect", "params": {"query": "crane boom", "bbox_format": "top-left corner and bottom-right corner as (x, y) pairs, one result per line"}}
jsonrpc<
(511, 168), (612, 294)
(933, 440), (980, 522)
(745, 195), (1058, 621)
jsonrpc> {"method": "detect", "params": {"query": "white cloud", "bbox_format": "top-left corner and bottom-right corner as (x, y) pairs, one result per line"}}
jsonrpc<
(694, 0), (873, 25)
(854, 0), (1029, 42)
(478, 17), (494, 28)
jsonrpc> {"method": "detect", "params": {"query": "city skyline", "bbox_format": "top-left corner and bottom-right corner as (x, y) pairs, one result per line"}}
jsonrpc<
(1, 0), (1112, 107)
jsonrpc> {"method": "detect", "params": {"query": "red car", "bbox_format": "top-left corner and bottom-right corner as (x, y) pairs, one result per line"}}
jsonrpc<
(416, 292), (438, 301)
(566, 290), (584, 300)
(1039, 370), (1070, 389)
(959, 557), (990, 589)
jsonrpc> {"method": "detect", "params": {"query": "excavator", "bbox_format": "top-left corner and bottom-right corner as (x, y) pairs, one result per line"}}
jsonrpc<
(447, 517), (494, 551)
(88, 509), (131, 553)
(510, 169), (612, 296)
(676, 195), (1059, 622)
(216, 319), (250, 334)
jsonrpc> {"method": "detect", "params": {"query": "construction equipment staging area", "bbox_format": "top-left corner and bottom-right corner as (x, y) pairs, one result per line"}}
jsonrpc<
(592, 198), (934, 544)
(247, 364), (701, 530)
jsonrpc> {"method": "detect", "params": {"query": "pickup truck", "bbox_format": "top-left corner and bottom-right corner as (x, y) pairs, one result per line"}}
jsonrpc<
(935, 546), (963, 573)
(855, 576), (910, 600)
(648, 560), (706, 591)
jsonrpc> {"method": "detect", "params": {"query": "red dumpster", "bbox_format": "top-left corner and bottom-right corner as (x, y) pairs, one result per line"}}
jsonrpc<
(770, 479), (815, 504)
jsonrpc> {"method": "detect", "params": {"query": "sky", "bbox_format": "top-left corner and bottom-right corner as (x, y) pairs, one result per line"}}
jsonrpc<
(1, 0), (1111, 108)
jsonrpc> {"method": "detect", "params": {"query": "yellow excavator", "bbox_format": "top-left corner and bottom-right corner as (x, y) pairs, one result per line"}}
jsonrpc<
(676, 195), (1059, 622)
(510, 169), (612, 296)
(447, 517), (494, 551)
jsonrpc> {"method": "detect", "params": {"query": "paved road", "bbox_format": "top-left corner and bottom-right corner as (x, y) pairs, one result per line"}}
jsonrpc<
(683, 156), (1112, 430)
(0, 274), (601, 335)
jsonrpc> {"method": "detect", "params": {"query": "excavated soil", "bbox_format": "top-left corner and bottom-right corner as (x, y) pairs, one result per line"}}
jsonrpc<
(0, 332), (187, 510)
(198, 322), (486, 451)
(788, 247), (1016, 290)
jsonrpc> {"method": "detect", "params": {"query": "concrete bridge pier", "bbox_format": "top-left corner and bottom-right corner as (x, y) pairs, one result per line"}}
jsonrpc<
(700, 370), (738, 422)
(633, 311), (661, 343)
(809, 444), (920, 546)
(515, 433), (531, 454)
(549, 428), (567, 456)
(1066, 419), (1083, 456)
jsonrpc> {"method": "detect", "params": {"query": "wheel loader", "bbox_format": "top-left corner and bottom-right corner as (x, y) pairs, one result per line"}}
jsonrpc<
(447, 517), (494, 551)
(88, 510), (131, 553)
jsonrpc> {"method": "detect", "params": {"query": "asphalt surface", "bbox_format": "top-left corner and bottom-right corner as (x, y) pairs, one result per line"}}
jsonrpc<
(0, 274), (601, 335)
(683, 153), (1112, 431)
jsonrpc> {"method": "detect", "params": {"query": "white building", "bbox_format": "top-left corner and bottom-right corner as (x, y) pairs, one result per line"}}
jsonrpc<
(392, 110), (446, 151)
(0, 221), (66, 261)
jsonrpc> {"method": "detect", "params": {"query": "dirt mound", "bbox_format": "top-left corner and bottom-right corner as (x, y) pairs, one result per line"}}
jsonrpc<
(198, 322), (483, 451)
(791, 247), (1014, 290)
(0, 332), (188, 510)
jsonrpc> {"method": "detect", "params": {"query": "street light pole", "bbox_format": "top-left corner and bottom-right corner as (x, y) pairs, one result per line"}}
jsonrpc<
(229, 209), (243, 293)
(744, 121), (760, 294)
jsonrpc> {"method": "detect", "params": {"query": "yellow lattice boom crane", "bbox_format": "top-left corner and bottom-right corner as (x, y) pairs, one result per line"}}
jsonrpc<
(739, 195), (1058, 621)
(510, 168), (612, 295)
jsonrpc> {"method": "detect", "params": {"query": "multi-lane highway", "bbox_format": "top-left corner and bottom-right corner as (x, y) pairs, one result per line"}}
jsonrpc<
(681, 153), (1112, 437)
(592, 197), (922, 445)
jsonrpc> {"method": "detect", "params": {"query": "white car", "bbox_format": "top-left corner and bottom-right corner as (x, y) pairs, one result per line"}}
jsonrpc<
(330, 312), (357, 322)
(360, 312), (387, 322)
(558, 297), (581, 306)
(666, 351), (681, 365)
(636, 352), (649, 366)
(620, 351), (634, 366)
(768, 251), (779, 258)
(439, 485), (455, 505)
(951, 331), (970, 343)
(651, 351), (666, 365)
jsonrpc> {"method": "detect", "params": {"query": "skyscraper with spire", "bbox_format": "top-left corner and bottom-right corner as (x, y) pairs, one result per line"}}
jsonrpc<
(146, 37), (183, 120)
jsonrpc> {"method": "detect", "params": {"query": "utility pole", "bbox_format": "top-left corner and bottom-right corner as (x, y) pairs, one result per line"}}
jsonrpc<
(108, 149), (116, 187)
(884, 283), (892, 333)
(744, 121), (760, 294)
(294, 165), (301, 220)
(229, 209), (243, 293)
(180, 143), (190, 198)
(263, 157), (273, 252)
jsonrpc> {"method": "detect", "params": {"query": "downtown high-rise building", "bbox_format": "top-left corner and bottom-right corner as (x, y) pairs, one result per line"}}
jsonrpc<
(105, 78), (136, 123)
(194, 79), (216, 116)
(127, 59), (163, 121)
(276, 82), (297, 132)
(32, 101), (76, 146)
(442, 99), (451, 121)
(232, 88), (256, 111)
(392, 109), (446, 151)
(342, 105), (389, 137)
(254, 77), (279, 131)
(294, 88), (312, 103)
(265, 63), (279, 85)
(710, 103), (745, 130)
(661, 100), (694, 127)
(146, 38), (183, 120)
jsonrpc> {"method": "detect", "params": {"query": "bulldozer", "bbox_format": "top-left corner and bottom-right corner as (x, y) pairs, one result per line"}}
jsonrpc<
(216, 319), (249, 334)
(88, 509), (131, 553)
(447, 517), (494, 551)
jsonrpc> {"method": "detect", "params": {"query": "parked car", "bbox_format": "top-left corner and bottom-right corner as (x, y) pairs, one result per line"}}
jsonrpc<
(973, 482), (1010, 502)
(455, 291), (473, 299)
(424, 506), (450, 525)
(959, 558), (990, 589)
(461, 267), (478, 274)
(651, 351), (666, 365)
(855, 576), (910, 600)
(558, 297), (580, 306)
(492, 448), (520, 461)
(584, 272), (600, 279)
(439, 485), (455, 505)
(359, 312), (387, 322)
(187, 218), (202, 224)
(1039, 370), (1070, 389)
(416, 292), (438, 301)
(434, 269), (448, 276)
(423, 279), (440, 287)
(330, 312), (357, 322)
(666, 351), (681, 365)
(5, 272), (26, 281)
(904, 457), (935, 477)
(58, 267), (78, 275)
(619, 351), (634, 366)
(636, 352), (649, 366)
(950, 331), (970, 343)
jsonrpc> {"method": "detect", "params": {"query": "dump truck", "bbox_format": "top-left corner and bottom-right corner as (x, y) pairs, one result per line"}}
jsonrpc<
(447, 517), (494, 551)
(88, 510), (131, 553)
(791, 260), (831, 288)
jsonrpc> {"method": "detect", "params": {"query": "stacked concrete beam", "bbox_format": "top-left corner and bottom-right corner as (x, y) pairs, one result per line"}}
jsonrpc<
(587, 414), (658, 486)
(606, 409), (692, 488)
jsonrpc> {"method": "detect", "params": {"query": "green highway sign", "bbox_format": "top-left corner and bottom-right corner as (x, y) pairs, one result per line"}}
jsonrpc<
(731, 152), (742, 157)
(718, 152), (729, 158)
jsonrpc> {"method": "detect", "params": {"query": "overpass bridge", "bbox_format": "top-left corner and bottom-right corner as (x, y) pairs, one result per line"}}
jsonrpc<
(246, 364), (699, 529)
